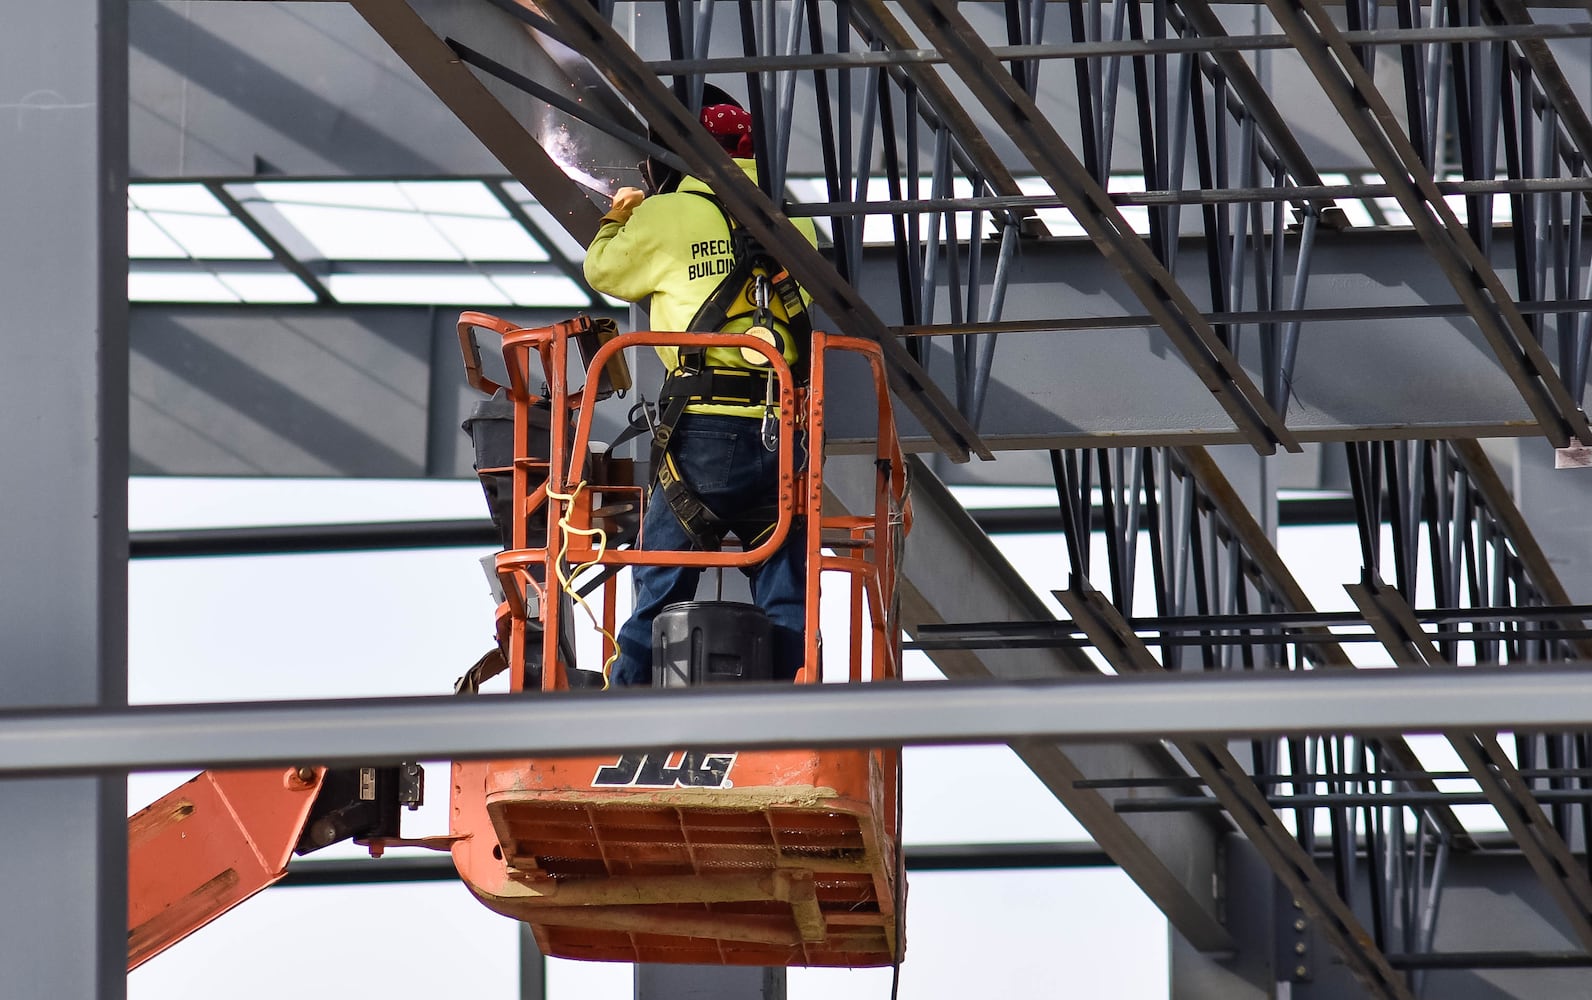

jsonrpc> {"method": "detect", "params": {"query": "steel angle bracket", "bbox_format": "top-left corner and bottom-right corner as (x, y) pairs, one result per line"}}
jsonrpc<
(530, 0), (990, 463)
(889, 0), (1299, 457)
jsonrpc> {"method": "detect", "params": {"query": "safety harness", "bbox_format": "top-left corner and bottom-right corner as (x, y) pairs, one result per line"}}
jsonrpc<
(648, 193), (811, 551)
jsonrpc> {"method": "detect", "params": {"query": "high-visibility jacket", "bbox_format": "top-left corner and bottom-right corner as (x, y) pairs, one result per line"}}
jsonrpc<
(583, 160), (820, 417)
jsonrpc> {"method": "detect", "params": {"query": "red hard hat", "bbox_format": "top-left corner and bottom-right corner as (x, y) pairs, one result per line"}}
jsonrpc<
(700, 104), (754, 157)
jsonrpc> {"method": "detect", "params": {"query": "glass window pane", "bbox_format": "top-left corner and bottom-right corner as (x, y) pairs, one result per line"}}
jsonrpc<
(327, 272), (511, 305)
(431, 215), (548, 261)
(129, 183), (230, 215)
(128, 477), (489, 531)
(129, 271), (239, 303)
(126, 883), (518, 999)
(128, 209), (188, 259)
(397, 180), (509, 217)
(215, 271), (317, 304)
(787, 869), (1169, 1000)
(272, 203), (466, 260)
(251, 180), (411, 210)
(903, 745), (1090, 845)
(489, 272), (590, 307)
(144, 211), (273, 259)
(505, 181), (594, 261)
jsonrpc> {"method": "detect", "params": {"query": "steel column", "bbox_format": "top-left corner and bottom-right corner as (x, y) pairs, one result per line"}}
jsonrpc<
(0, 1), (129, 997)
(519, 925), (546, 1000)
(636, 965), (785, 1000)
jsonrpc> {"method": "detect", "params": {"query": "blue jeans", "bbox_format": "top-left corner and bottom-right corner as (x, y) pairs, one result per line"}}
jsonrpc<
(612, 413), (807, 686)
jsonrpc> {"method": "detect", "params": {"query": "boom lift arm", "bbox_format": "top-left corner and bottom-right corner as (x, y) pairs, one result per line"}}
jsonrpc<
(128, 763), (422, 970)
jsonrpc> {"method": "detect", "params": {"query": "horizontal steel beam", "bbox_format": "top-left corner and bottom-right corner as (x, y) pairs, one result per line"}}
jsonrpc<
(277, 841), (1117, 888)
(123, 499), (1363, 559)
(8, 667), (1592, 777)
(644, 23), (1592, 73)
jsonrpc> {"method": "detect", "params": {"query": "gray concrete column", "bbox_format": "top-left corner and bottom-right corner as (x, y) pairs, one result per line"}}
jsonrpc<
(1, 1), (130, 997)
(1499, 438), (1592, 604)
(636, 964), (786, 999)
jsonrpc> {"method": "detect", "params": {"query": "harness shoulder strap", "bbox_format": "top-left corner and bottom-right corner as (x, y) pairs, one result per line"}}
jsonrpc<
(680, 192), (811, 378)
(681, 192), (755, 335)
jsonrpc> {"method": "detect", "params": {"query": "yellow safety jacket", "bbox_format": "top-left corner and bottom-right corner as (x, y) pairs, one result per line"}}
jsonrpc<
(584, 160), (819, 417)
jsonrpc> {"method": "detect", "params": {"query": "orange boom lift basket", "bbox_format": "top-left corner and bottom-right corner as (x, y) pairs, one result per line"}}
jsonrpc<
(450, 314), (911, 967)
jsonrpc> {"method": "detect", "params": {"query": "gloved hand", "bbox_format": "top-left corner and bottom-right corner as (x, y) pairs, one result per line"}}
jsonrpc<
(603, 186), (646, 225)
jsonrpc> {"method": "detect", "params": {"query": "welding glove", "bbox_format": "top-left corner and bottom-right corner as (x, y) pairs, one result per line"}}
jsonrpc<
(603, 187), (646, 225)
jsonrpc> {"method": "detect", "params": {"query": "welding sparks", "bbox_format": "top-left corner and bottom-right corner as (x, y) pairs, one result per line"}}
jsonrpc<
(545, 123), (616, 198)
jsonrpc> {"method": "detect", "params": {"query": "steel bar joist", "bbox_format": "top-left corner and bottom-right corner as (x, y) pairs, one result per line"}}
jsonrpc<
(349, 0), (984, 458)
(347, 0), (607, 240)
(1169, 448), (1473, 848)
(1446, 439), (1592, 661)
(1342, 436), (1592, 852)
(1339, 438), (1592, 666)
(1029, 445), (1466, 969)
(886, 0), (1298, 455)
(1056, 582), (1413, 998)
(1254, 0), (1592, 448)
(1346, 577), (1592, 954)
(1334, 437), (1592, 953)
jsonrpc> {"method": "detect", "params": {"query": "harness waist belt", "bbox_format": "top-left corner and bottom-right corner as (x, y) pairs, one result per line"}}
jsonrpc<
(659, 367), (771, 407)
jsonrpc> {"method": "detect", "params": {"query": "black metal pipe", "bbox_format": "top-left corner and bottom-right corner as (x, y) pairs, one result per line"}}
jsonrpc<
(276, 840), (1119, 888)
(1115, 787), (1592, 812)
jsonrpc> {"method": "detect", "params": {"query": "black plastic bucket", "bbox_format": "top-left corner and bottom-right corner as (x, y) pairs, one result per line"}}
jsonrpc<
(652, 601), (773, 687)
(462, 391), (551, 550)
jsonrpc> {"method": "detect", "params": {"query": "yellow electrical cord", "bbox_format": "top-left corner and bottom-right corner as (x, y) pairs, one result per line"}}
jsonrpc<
(544, 479), (621, 687)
